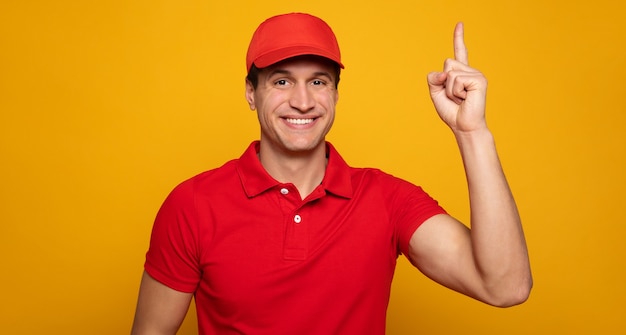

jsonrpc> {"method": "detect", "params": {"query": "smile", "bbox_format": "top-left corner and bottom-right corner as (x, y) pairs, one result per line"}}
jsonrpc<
(285, 118), (314, 125)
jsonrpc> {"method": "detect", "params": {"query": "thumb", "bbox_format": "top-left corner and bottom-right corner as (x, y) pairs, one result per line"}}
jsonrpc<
(427, 71), (447, 88)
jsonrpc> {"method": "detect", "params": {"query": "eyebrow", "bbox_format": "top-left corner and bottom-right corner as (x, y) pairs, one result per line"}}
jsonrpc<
(266, 69), (334, 81)
(267, 69), (291, 78)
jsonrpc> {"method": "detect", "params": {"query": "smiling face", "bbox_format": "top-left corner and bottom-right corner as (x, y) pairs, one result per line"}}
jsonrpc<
(246, 56), (339, 157)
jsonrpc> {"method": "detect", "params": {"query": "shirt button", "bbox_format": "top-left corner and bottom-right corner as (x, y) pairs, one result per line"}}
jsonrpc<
(280, 188), (289, 195)
(294, 215), (302, 224)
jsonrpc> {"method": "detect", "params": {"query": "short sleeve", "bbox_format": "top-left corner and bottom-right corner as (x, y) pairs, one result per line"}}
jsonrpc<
(382, 173), (447, 257)
(144, 179), (202, 293)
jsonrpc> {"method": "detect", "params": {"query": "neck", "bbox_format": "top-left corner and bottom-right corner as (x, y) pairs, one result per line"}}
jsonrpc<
(258, 143), (327, 199)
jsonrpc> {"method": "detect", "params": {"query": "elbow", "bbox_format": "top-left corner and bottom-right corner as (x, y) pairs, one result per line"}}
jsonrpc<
(492, 286), (532, 308)
(487, 275), (533, 308)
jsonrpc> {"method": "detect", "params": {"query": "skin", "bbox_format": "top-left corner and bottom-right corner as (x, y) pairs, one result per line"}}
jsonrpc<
(244, 56), (339, 198)
(131, 23), (532, 334)
(131, 272), (192, 335)
(410, 23), (532, 307)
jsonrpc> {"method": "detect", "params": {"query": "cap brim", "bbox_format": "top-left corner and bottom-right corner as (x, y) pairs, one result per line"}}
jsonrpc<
(253, 46), (344, 69)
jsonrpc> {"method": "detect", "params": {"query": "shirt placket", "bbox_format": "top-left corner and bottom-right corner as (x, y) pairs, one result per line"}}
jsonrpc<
(276, 185), (308, 260)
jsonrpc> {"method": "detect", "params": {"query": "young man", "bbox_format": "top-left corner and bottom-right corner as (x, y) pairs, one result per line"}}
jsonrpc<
(132, 12), (532, 335)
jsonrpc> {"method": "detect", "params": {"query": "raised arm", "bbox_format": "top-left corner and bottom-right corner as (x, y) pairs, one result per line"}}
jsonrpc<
(409, 23), (532, 307)
(131, 271), (193, 335)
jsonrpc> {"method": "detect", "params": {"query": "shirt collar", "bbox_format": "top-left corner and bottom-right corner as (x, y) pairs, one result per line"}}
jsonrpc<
(236, 141), (353, 199)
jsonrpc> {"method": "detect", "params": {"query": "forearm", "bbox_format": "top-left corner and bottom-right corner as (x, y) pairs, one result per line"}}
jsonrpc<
(455, 127), (532, 305)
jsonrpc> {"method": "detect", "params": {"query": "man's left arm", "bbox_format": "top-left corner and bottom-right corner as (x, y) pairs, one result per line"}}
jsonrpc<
(408, 23), (532, 307)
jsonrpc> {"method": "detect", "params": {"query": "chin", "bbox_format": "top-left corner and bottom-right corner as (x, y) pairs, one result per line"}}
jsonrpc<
(282, 139), (325, 154)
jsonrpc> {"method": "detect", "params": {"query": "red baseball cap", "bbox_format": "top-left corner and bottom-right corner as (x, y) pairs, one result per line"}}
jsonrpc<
(246, 13), (344, 72)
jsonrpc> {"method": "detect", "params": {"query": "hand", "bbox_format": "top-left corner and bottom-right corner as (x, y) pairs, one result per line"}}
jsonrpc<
(427, 23), (488, 134)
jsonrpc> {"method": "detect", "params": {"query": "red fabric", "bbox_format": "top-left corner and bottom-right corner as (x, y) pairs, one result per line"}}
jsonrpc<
(246, 13), (344, 71)
(145, 141), (446, 334)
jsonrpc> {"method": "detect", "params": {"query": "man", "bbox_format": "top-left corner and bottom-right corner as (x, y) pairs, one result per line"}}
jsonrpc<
(131, 12), (532, 335)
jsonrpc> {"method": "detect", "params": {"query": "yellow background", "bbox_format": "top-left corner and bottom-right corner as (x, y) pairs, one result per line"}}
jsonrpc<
(1, 0), (624, 334)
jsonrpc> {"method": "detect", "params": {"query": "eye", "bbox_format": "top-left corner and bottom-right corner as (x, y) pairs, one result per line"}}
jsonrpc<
(311, 79), (326, 86)
(274, 79), (289, 86)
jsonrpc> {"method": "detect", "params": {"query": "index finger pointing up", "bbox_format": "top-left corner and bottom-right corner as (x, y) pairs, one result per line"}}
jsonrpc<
(454, 22), (469, 65)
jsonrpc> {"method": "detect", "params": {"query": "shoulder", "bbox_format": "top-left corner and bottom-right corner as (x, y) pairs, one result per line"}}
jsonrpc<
(352, 167), (445, 216)
(349, 167), (425, 195)
(178, 159), (239, 190)
(159, 159), (240, 209)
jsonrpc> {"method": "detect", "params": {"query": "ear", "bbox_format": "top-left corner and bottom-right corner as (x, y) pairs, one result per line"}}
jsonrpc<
(245, 79), (256, 110)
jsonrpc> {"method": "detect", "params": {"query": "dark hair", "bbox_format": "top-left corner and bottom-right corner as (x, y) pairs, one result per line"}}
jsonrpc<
(246, 64), (262, 89)
(246, 58), (341, 89)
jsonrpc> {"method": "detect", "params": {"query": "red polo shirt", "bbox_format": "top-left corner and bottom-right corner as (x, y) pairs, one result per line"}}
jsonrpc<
(145, 141), (446, 334)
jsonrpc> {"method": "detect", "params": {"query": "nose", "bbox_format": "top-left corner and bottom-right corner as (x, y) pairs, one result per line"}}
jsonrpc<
(289, 84), (315, 112)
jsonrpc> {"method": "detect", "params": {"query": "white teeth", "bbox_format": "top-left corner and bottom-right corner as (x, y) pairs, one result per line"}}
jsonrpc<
(285, 118), (313, 125)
